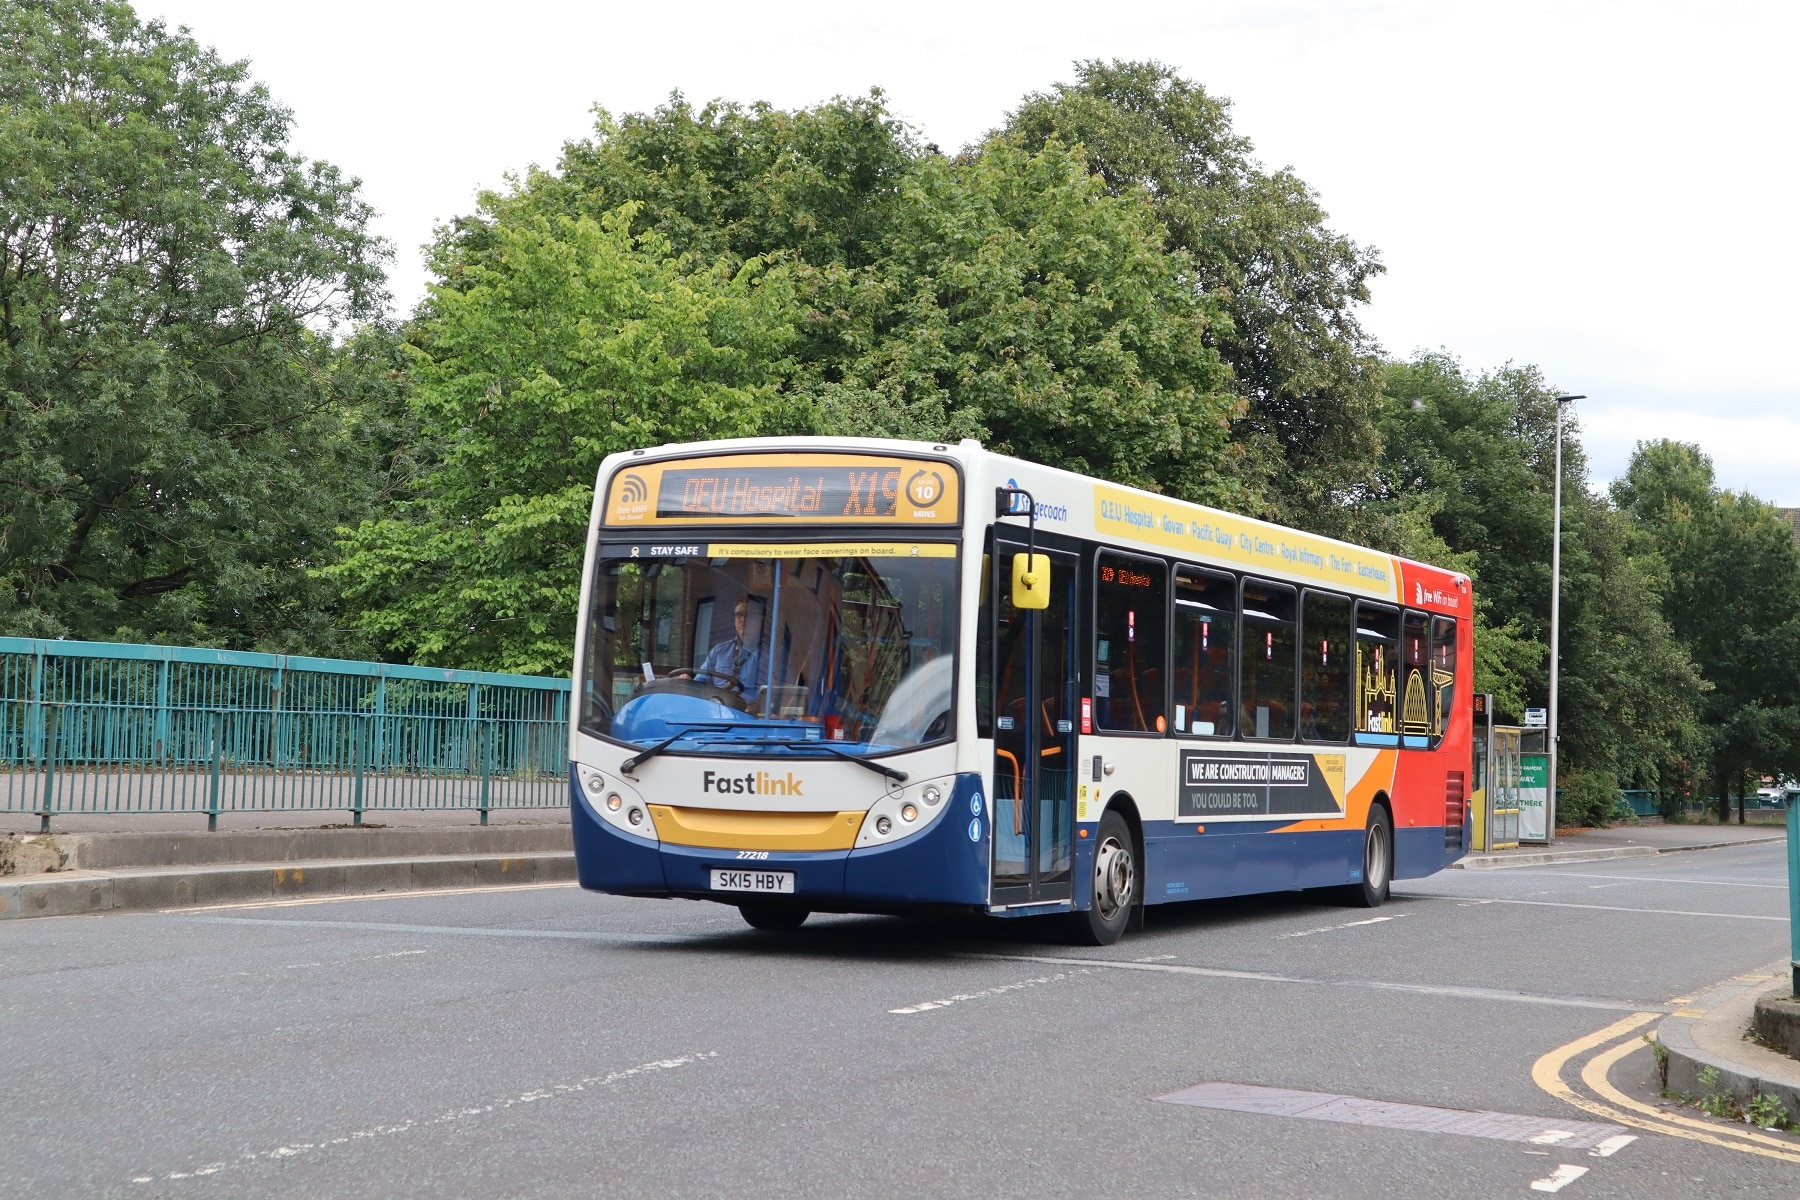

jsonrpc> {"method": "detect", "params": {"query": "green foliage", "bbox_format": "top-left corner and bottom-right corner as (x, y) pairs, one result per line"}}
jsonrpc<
(1614, 441), (1800, 814)
(1747, 1092), (1791, 1131)
(0, 0), (393, 651)
(337, 92), (1240, 671)
(802, 135), (1238, 501)
(550, 92), (1241, 500)
(324, 204), (806, 673)
(1003, 60), (1384, 532)
(1555, 767), (1622, 829)
(1369, 354), (1703, 800)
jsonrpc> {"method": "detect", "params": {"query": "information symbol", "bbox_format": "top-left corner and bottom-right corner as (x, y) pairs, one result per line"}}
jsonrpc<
(905, 469), (944, 508)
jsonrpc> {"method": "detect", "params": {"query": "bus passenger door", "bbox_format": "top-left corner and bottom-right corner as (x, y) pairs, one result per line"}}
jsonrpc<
(991, 542), (1077, 905)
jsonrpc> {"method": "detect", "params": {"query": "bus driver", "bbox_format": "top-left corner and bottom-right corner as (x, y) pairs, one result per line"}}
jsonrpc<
(696, 596), (767, 694)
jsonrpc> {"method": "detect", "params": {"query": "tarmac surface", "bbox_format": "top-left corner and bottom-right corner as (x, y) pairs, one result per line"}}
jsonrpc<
(2, 840), (1795, 1198)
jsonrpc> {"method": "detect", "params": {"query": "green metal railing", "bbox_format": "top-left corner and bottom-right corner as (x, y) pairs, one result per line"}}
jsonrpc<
(0, 638), (570, 830)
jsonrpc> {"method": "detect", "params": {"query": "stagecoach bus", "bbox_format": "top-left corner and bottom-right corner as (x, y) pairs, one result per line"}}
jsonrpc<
(569, 437), (1472, 944)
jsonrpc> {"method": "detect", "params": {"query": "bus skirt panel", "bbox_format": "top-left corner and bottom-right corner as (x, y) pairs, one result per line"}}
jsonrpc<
(570, 771), (990, 909)
(571, 779), (668, 894)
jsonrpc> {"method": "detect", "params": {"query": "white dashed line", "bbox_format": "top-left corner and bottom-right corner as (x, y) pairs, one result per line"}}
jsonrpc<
(1529, 1163), (1589, 1192)
(1589, 1134), (1637, 1158)
(129, 1051), (715, 1184)
(890, 970), (1092, 1013)
(1277, 915), (1405, 939)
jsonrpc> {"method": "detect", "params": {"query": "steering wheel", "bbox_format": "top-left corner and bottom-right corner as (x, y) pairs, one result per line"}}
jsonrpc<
(661, 666), (746, 695)
(630, 671), (753, 712)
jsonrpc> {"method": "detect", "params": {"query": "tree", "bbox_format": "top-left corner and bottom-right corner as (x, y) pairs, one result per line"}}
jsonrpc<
(1003, 60), (1385, 532)
(1614, 442), (1800, 820)
(531, 93), (1242, 501)
(1372, 355), (1703, 820)
(0, 0), (392, 651)
(801, 135), (1238, 501)
(324, 203), (807, 673)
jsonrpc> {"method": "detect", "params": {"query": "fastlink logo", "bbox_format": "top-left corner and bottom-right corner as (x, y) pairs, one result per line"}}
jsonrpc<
(702, 769), (805, 797)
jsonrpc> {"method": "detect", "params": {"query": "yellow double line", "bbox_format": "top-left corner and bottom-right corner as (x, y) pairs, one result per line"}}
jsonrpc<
(1533, 1006), (1800, 1162)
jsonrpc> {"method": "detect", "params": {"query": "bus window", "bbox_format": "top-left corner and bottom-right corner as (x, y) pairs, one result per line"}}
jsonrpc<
(1354, 602), (1399, 742)
(1172, 567), (1235, 738)
(1431, 615), (1458, 744)
(1401, 609), (1431, 740)
(1300, 591), (1351, 743)
(1094, 551), (1167, 733)
(1239, 578), (1296, 740)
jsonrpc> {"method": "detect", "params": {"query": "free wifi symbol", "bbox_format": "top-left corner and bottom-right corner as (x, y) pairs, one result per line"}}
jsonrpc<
(618, 473), (648, 504)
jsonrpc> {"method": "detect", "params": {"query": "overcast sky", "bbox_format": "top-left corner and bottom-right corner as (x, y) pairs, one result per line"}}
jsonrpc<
(145, 0), (1800, 506)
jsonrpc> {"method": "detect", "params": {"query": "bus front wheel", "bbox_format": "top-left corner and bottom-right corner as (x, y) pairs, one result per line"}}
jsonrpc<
(1069, 810), (1137, 946)
(738, 904), (809, 931)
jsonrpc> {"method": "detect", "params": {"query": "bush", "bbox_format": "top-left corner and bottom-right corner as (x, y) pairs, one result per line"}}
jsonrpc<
(1557, 768), (1624, 828)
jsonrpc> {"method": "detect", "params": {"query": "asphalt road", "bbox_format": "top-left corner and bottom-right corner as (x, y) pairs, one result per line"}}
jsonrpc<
(3, 842), (1794, 1198)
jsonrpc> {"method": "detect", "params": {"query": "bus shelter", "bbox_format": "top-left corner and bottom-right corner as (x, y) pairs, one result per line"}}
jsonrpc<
(1470, 695), (1540, 852)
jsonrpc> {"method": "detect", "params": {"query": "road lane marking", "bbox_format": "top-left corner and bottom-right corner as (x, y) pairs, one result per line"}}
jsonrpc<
(1157, 1082), (1630, 1149)
(180, 915), (700, 944)
(1448, 898), (1785, 921)
(1588, 1134), (1637, 1157)
(1580, 1034), (1800, 1157)
(960, 952), (1666, 1013)
(131, 1051), (717, 1185)
(1529, 1164), (1588, 1192)
(283, 949), (428, 970)
(890, 969), (1092, 1013)
(1532, 1007), (1800, 1163)
(1497, 872), (1786, 890)
(1276, 914), (1405, 939)
(171, 881), (577, 912)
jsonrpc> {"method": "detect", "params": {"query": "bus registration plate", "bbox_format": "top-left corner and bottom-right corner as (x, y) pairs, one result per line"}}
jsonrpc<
(709, 869), (795, 894)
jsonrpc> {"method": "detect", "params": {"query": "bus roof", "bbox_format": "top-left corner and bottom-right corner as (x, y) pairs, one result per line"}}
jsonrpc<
(595, 435), (1470, 614)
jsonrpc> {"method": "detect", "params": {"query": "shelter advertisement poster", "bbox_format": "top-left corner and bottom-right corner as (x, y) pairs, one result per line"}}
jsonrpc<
(1518, 754), (1549, 841)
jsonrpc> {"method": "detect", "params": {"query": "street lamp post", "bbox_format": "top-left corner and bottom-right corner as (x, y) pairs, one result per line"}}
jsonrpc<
(1548, 393), (1585, 842)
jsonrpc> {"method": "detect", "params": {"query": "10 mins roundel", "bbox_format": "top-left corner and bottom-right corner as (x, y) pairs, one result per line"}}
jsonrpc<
(905, 469), (944, 508)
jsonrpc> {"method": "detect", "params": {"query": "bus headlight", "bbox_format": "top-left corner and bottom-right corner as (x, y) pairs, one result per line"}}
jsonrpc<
(922, 785), (942, 806)
(628, 807), (645, 826)
(584, 773), (605, 795)
(606, 793), (623, 812)
(901, 804), (918, 823)
(876, 816), (893, 835)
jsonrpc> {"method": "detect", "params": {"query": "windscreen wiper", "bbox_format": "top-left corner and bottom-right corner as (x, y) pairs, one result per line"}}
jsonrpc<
(803, 741), (909, 784)
(723, 733), (910, 783)
(617, 730), (695, 777)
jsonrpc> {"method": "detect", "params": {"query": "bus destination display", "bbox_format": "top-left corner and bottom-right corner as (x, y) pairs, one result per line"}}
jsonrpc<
(659, 466), (901, 519)
(606, 453), (959, 526)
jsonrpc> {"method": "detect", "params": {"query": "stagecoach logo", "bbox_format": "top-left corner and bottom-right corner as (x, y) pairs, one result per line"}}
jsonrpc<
(1004, 478), (1068, 523)
(1176, 750), (1344, 821)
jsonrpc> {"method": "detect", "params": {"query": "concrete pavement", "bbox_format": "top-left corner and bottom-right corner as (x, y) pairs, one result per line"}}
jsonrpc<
(1457, 821), (1784, 870)
(0, 824), (574, 919)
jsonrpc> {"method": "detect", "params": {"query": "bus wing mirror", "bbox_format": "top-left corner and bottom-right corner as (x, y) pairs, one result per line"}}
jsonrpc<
(1011, 553), (1050, 610)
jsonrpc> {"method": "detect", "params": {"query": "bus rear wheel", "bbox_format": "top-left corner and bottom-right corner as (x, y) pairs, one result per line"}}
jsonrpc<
(1069, 810), (1137, 946)
(738, 903), (809, 931)
(1339, 805), (1392, 908)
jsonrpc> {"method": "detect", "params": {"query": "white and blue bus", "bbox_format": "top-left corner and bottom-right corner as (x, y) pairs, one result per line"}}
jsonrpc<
(570, 437), (1473, 943)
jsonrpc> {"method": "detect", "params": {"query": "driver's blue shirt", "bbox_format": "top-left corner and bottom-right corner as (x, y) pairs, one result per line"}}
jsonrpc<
(696, 637), (766, 694)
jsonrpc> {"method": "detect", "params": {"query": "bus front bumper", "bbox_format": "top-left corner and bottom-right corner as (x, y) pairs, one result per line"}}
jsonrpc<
(569, 772), (991, 912)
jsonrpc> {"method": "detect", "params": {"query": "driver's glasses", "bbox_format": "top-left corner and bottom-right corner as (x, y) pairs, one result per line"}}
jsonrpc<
(582, 546), (959, 752)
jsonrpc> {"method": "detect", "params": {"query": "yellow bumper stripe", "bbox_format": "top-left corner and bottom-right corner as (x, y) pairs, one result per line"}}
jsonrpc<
(648, 805), (864, 851)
